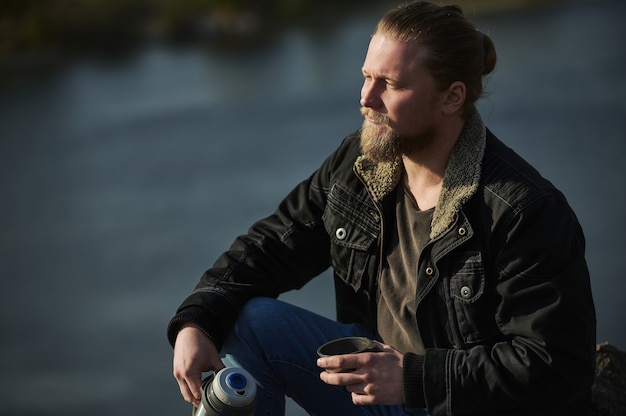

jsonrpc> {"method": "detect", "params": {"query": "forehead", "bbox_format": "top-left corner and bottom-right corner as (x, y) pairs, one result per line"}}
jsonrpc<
(362, 34), (428, 79)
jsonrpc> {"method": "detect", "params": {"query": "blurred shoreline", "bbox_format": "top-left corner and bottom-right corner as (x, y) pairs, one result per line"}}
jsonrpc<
(0, 0), (571, 73)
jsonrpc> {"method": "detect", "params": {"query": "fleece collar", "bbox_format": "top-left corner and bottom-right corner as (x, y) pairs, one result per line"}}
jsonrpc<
(354, 110), (486, 240)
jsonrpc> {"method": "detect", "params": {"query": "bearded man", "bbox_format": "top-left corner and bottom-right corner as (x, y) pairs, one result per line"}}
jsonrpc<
(168, 2), (596, 415)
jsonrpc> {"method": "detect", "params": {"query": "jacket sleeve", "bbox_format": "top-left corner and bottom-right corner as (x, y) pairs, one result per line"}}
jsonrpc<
(167, 135), (358, 349)
(407, 193), (596, 415)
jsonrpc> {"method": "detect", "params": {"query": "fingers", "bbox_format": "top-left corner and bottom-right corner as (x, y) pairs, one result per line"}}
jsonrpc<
(173, 355), (203, 406)
(176, 370), (202, 407)
(172, 324), (223, 406)
(319, 367), (362, 385)
(320, 370), (376, 406)
(318, 354), (369, 388)
(351, 391), (376, 406)
(318, 349), (404, 406)
(317, 354), (358, 373)
(317, 352), (372, 374)
(211, 356), (227, 372)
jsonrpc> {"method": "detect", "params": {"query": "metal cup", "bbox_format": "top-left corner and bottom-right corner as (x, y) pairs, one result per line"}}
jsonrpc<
(316, 336), (379, 357)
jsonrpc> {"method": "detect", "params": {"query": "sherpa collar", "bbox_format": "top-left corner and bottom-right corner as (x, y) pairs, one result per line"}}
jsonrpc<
(354, 110), (486, 240)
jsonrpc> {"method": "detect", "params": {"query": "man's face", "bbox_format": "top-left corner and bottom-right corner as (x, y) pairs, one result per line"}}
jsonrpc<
(359, 34), (445, 162)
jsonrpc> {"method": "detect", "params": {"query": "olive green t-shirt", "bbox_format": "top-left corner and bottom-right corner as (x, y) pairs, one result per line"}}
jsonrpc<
(377, 186), (433, 354)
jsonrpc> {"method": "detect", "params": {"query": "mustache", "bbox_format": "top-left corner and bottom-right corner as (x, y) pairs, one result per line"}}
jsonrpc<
(360, 107), (390, 125)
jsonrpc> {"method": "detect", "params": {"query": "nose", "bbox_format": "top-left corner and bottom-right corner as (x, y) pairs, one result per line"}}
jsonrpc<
(360, 78), (381, 109)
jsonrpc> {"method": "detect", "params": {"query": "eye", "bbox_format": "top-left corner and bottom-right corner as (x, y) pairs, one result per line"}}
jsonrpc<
(385, 80), (400, 89)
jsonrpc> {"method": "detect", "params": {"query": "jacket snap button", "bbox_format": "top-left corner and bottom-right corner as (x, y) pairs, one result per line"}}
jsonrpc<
(458, 227), (467, 236)
(425, 267), (434, 276)
(335, 227), (347, 240)
(461, 286), (472, 298)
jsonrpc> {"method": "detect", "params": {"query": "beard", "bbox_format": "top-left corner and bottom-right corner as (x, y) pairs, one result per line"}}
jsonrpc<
(359, 107), (436, 163)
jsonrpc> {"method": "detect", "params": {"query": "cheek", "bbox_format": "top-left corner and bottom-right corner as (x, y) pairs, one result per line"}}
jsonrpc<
(391, 95), (433, 133)
(386, 93), (417, 117)
(386, 103), (416, 132)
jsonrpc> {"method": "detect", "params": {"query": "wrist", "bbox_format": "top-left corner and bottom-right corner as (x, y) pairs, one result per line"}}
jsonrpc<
(402, 352), (426, 408)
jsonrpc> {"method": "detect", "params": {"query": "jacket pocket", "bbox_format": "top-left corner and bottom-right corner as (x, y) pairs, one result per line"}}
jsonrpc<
(446, 251), (499, 344)
(322, 183), (379, 291)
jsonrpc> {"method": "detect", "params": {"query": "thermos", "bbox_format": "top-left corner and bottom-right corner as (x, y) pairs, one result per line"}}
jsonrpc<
(192, 367), (257, 416)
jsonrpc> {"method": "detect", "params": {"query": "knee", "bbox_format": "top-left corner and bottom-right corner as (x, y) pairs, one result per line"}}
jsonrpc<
(224, 298), (292, 357)
(237, 297), (284, 325)
(233, 297), (289, 338)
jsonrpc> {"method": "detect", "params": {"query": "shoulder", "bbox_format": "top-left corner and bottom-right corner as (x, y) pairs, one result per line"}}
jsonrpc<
(480, 129), (566, 211)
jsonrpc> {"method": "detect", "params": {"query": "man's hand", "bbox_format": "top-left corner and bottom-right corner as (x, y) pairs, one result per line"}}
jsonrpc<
(173, 324), (225, 407)
(317, 341), (404, 406)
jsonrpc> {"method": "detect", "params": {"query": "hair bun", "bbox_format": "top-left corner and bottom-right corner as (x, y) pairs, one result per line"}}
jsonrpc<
(482, 32), (497, 75)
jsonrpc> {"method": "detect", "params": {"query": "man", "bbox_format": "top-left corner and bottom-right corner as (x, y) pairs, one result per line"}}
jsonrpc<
(168, 2), (596, 415)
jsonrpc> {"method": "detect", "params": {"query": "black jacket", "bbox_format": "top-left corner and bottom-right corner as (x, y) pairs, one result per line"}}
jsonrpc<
(168, 112), (596, 415)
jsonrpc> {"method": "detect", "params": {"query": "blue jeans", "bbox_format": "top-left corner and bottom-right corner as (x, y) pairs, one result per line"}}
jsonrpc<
(221, 297), (429, 416)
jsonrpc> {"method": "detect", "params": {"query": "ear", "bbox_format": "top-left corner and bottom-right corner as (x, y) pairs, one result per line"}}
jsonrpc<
(442, 81), (466, 116)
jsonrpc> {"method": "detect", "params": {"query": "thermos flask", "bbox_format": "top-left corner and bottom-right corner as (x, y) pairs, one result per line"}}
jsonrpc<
(191, 367), (257, 416)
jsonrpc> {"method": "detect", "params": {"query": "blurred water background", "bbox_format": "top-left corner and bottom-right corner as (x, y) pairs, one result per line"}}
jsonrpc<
(1, 0), (625, 415)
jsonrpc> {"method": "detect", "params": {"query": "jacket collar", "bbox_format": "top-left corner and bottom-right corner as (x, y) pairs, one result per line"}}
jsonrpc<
(354, 110), (486, 240)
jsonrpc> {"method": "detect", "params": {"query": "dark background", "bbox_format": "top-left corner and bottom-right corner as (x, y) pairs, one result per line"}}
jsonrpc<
(1, 0), (624, 414)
